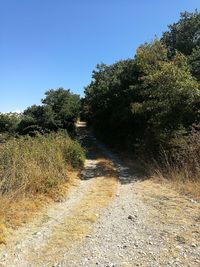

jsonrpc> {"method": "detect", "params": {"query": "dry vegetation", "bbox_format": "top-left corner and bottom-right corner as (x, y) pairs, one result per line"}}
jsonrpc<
(134, 178), (200, 251)
(140, 126), (200, 199)
(0, 132), (85, 244)
(119, 125), (200, 200)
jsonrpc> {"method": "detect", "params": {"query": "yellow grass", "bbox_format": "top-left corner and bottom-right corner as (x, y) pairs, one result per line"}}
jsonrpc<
(0, 132), (85, 244)
(122, 153), (200, 200)
(0, 170), (79, 245)
(134, 178), (200, 247)
(150, 170), (200, 200)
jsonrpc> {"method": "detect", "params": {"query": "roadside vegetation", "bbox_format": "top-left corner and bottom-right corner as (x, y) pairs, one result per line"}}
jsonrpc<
(0, 132), (84, 196)
(0, 88), (85, 244)
(83, 11), (200, 197)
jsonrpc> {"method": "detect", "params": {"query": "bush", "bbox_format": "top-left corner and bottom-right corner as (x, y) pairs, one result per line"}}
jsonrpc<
(169, 124), (200, 181)
(0, 132), (85, 196)
(0, 113), (21, 135)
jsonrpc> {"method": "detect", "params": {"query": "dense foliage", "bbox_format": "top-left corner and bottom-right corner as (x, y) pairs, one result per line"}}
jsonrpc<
(19, 88), (81, 136)
(84, 12), (200, 156)
(162, 10), (200, 80)
(0, 113), (21, 134)
(0, 88), (81, 137)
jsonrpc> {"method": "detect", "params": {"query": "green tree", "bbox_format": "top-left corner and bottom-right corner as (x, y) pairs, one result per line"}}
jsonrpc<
(162, 10), (200, 57)
(162, 10), (200, 80)
(0, 113), (21, 134)
(17, 88), (81, 136)
(188, 46), (200, 80)
(24, 105), (58, 130)
(42, 88), (81, 130)
(84, 40), (200, 153)
(84, 60), (139, 146)
(134, 41), (200, 150)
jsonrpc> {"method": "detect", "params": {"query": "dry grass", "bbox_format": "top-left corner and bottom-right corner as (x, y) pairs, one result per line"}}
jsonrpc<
(0, 132), (85, 244)
(0, 132), (85, 195)
(150, 170), (200, 199)
(131, 159), (200, 200)
(134, 178), (200, 247)
(129, 126), (200, 200)
(158, 125), (200, 198)
(0, 170), (79, 245)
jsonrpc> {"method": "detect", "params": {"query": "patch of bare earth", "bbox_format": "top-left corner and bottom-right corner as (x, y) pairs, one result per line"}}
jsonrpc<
(0, 124), (199, 266)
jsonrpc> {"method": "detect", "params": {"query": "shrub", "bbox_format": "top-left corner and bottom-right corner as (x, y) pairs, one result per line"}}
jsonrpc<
(0, 132), (85, 196)
(0, 113), (21, 134)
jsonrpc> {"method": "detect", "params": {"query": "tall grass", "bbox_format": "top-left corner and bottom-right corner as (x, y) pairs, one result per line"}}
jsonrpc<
(0, 132), (85, 244)
(145, 125), (200, 198)
(0, 132), (85, 196)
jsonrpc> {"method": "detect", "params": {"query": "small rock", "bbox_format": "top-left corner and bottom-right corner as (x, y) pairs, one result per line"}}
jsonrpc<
(176, 235), (186, 244)
(190, 199), (197, 204)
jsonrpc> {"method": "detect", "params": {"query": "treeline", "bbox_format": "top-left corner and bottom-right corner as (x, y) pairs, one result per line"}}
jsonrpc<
(84, 11), (200, 155)
(0, 88), (81, 139)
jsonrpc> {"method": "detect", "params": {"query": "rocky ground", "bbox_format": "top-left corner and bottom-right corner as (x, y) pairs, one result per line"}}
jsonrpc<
(0, 124), (199, 266)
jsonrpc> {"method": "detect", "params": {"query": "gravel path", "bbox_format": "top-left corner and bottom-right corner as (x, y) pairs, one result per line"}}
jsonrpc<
(0, 124), (199, 266)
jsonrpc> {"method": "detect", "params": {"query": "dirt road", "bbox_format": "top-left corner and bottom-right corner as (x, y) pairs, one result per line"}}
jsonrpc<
(0, 124), (199, 266)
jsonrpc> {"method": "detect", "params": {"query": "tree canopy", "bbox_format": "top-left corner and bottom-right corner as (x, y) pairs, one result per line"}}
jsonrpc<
(84, 11), (200, 154)
(0, 88), (81, 137)
(162, 10), (200, 80)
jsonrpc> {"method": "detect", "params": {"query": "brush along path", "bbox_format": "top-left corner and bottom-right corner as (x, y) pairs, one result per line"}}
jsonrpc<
(0, 123), (200, 266)
(0, 124), (118, 267)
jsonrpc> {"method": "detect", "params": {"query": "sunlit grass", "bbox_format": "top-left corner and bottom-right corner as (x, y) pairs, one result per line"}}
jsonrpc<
(0, 132), (85, 244)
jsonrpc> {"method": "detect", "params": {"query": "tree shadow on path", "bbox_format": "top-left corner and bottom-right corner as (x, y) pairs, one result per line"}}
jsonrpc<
(77, 123), (145, 184)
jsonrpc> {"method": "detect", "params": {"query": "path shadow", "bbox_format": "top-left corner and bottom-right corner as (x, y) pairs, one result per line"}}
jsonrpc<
(77, 124), (145, 184)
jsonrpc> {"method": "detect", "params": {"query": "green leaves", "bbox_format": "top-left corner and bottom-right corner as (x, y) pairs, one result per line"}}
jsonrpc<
(162, 10), (200, 81)
(20, 88), (81, 135)
(133, 41), (199, 148)
(189, 46), (200, 80)
(42, 88), (81, 123)
(83, 38), (200, 153)
(0, 113), (21, 134)
(162, 10), (200, 57)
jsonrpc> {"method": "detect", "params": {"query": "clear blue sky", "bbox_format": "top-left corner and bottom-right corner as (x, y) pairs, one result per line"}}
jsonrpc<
(0, 0), (200, 112)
